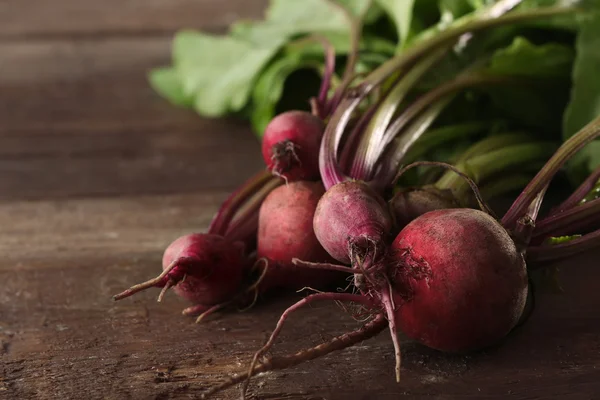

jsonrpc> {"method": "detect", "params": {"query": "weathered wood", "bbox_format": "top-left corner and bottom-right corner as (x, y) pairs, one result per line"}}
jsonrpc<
(0, 126), (263, 201)
(0, 0), (268, 38)
(0, 38), (217, 134)
(0, 38), (263, 200)
(1, 1), (599, 399)
(1, 192), (599, 399)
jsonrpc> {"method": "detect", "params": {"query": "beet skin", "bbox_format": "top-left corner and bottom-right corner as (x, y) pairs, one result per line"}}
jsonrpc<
(390, 208), (528, 353)
(257, 181), (343, 291)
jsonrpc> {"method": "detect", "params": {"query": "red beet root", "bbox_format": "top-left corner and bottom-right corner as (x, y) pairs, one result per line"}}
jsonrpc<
(313, 180), (392, 264)
(256, 181), (345, 292)
(113, 233), (247, 314)
(261, 111), (324, 181)
(389, 208), (528, 352)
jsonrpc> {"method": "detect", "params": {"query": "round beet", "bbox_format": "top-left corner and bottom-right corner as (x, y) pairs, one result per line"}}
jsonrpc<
(256, 181), (343, 292)
(313, 180), (392, 264)
(390, 208), (528, 353)
(261, 111), (324, 181)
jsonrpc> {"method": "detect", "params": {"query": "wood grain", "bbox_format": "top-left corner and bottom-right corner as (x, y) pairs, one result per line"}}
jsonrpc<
(1, 198), (599, 399)
(0, 0), (268, 38)
(0, 38), (263, 200)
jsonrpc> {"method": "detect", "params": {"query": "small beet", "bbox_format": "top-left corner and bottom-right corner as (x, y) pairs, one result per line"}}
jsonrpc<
(113, 233), (247, 311)
(256, 181), (345, 292)
(261, 111), (324, 181)
(313, 180), (392, 264)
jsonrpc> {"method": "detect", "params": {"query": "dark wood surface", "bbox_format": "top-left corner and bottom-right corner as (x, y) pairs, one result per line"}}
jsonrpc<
(1, 2), (599, 399)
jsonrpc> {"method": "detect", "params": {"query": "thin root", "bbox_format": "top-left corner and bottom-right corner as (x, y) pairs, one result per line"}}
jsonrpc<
(237, 289), (259, 313)
(381, 285), (402, 382)
(157, 279), (175, 302)
(271, 140), (302, 181)
(241, 292), (375, 398)
(112, 258), (181, 301)
(182, 304), (210, 316)
(200, 314), (387, 399)
(246, 258), (270, 293)
(184, 261), (270, 321)
(195, 302), (232, 324)
(296, 286), (323, 294)
(352, 251), (378, 290)
(292, 258), (357, 274)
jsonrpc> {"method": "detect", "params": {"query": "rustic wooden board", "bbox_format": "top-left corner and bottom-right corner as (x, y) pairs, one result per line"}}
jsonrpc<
(1, 1), (599, 399)
(1, 195), (599, 399)
(0, 38), (263, 201)
(0, 0), (268, 37)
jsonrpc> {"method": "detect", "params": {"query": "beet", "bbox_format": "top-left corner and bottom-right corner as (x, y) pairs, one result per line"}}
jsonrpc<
(389, 208), (528, 352)
(261, 111), (324, 181)
(313, 180), (392, 264)
(113, 233), (247, 314)
(256, 181), (345, 292)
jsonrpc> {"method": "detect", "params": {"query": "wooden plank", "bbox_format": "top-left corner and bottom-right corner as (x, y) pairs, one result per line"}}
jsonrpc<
(0, 194), (228, 263)
(0, 38), (264, 200)
(0, 128), (263, 201)
(0, 193), (598, 399)
(0, 0), (268, 38)
(1, 2), (599, 398)
(1, 38), (205, 134)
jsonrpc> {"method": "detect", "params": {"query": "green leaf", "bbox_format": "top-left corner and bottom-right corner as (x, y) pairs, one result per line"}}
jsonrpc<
(439, 0), (476, 21)
(375, 0), (416, 45)
(336, 0), (383, 22)
(563, 14), (600, 137)
(173, 31), (283, 117)
(489, 36), (574, 77)
(148, 67), (193, 107)
(155, 0), (375, 118)
(563, 12), (600, 180)
(242, 0), (373, 40)
(516, 0), (591, 31)
(250, 50), (320, 135)
(485, 36), (574, 132)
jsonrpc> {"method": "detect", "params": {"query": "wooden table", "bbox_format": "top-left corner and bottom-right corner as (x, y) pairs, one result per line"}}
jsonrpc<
(1, 1), (599, 399)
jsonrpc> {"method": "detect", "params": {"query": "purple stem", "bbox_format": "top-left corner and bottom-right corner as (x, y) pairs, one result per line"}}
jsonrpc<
(339, 102), (379, 175)
(350, 49), (447, 181)
(502, 116), (600, 229)
(533, 197), (600, 240)
(324, 6), (579, 176)
(326, 0), (372, 115)
(371, 75), (528, 189)
(208, 170), (273, 236)
(225, 212), (258, 250)
(528, 229), (600, 265)
(380, 75), (525, 161)
(317, 37), (336, 118)
(373, 95), (453, 190)
(319, 94), (363, 189)
(223, 177), (282, 240)
(512, 187), (547, 252)
(550, 165), (600, 215)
